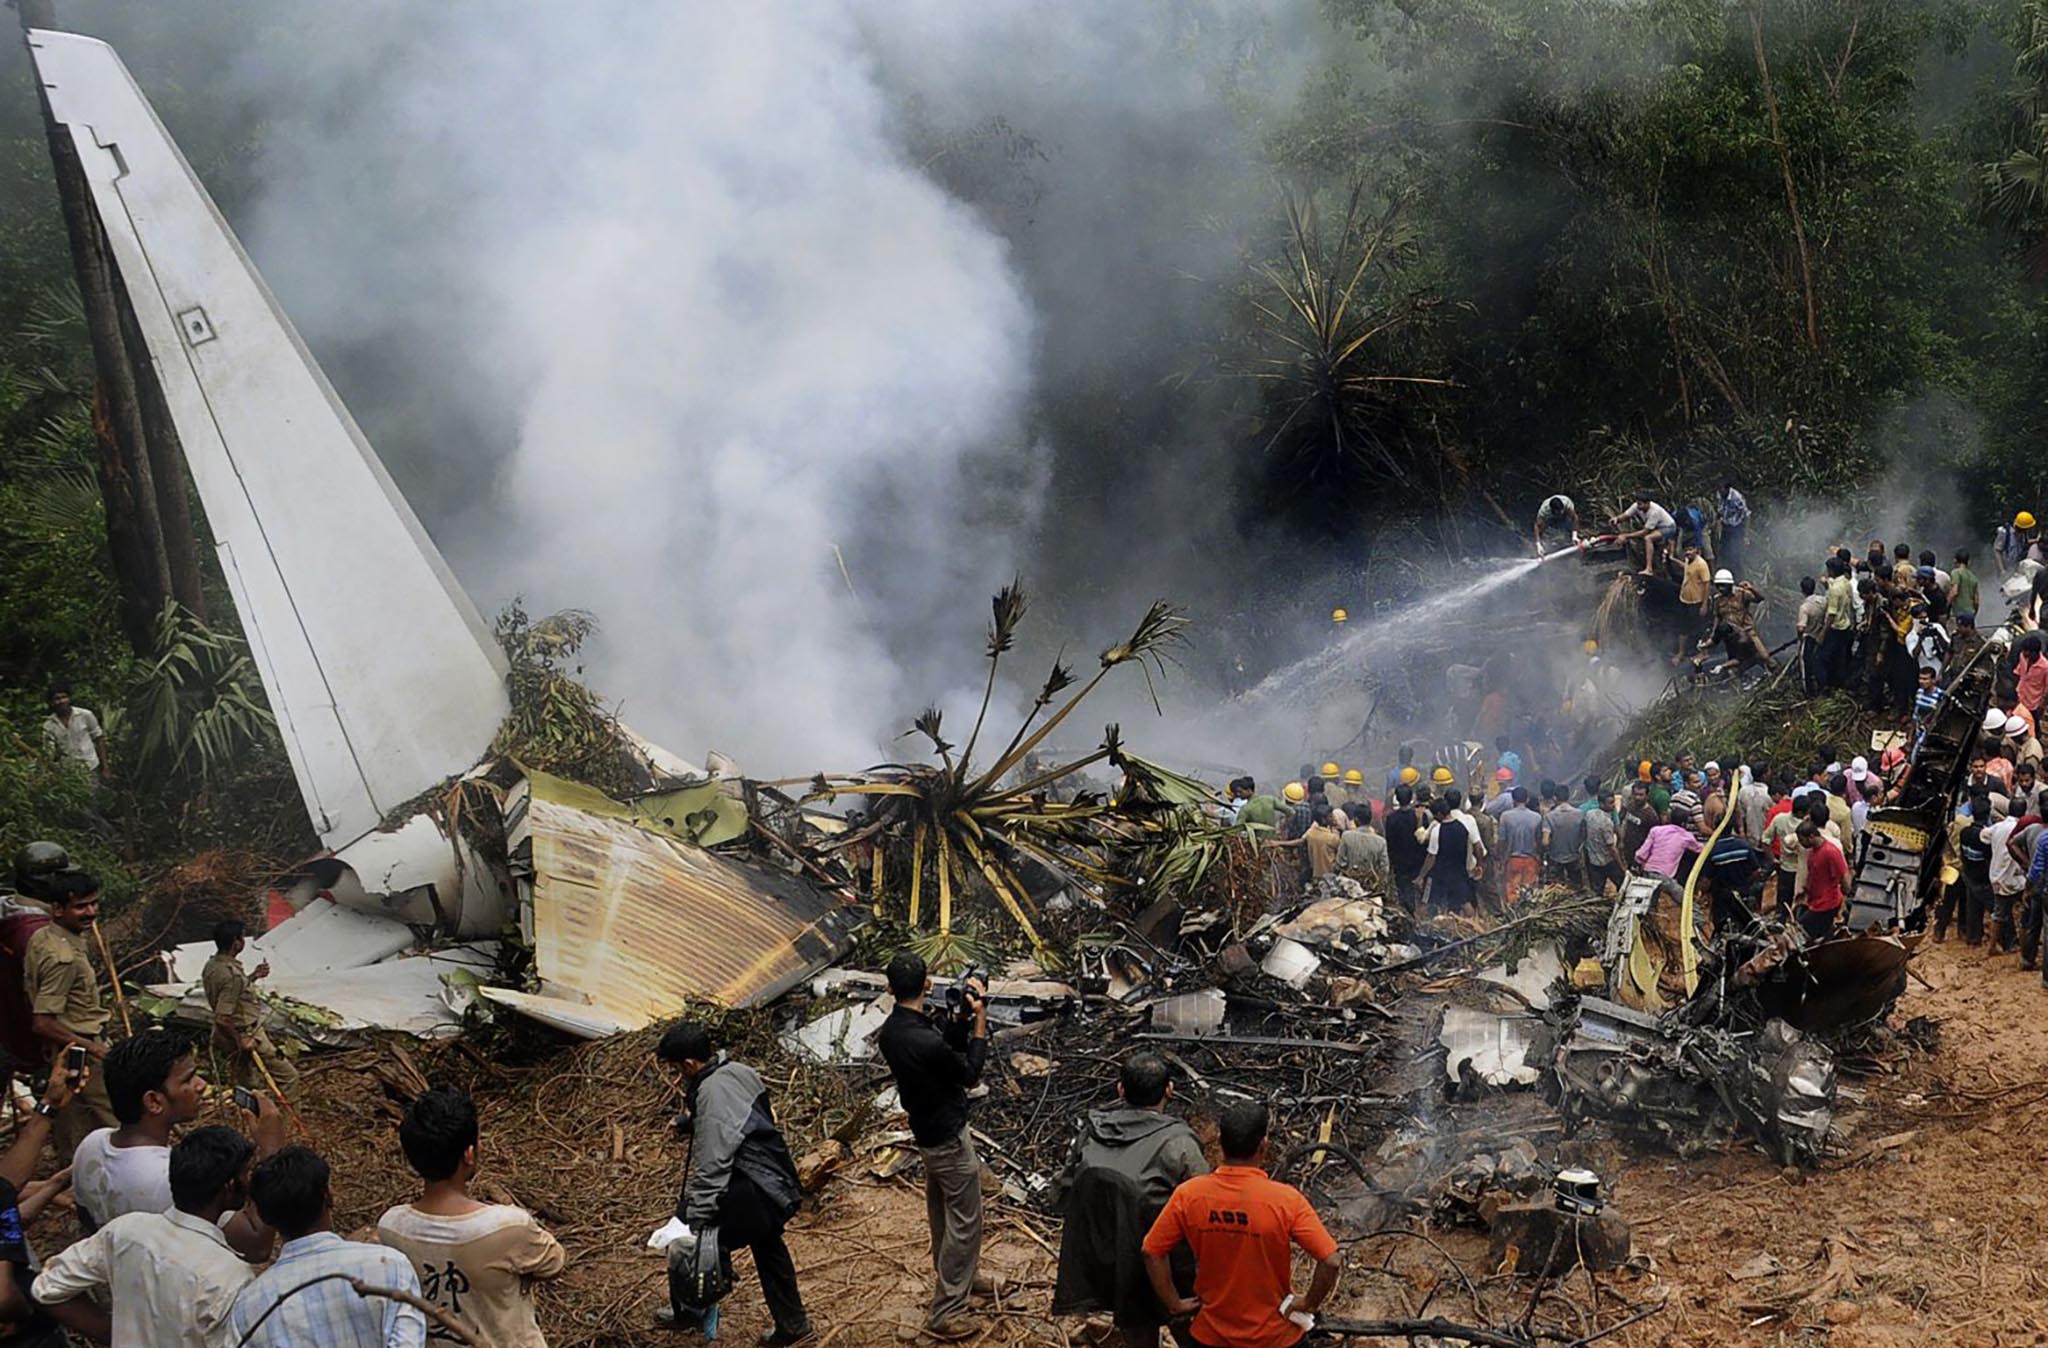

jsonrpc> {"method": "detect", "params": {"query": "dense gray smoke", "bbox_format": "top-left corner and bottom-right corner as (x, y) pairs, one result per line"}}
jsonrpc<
(222, 3), (1048, 771)
(26, 0), (1336, 774)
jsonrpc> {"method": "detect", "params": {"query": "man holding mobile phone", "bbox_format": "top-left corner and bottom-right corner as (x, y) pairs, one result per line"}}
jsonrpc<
(202, 921), (297, 1094)
(0, 1066), (84, 1344)
(877, 952), (989, 1341)
(21, 873), (116, 1157)
(71, 1032), (284, 1262)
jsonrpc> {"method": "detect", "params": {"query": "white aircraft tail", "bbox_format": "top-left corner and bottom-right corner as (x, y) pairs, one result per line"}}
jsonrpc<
(27, 31), (509, 851)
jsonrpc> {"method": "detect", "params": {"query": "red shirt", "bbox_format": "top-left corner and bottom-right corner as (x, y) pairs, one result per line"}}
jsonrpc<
(1762, 798), (1793, 859)
(1805, 838), (1849, 913)
(1142, 1166), (1338, 1348)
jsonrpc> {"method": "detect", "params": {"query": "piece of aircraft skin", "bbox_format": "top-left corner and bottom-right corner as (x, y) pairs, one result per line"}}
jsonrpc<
(27, 30), (509, 854)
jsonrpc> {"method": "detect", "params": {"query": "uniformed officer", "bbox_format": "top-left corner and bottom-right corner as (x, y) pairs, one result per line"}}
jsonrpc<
(202, 919), (297, 1092)
(22, 872), (118, 1156)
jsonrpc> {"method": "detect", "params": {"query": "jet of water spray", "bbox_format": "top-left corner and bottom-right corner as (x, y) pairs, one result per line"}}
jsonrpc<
(1232, 545), (1581, 707)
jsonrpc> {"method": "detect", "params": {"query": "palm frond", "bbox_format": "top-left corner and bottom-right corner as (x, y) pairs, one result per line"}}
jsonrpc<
(12, 463), (103, 540)
(126, 602), (279, 784)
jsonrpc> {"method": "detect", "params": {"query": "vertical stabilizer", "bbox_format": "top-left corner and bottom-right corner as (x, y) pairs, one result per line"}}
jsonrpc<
(27, 30), (509, 849)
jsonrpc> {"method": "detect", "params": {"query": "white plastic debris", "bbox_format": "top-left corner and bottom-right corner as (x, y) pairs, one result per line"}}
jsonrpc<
(783, 1001), (892, 1063)
(1147, 987), (1227, 1035)
(1261, 938), (1322, 989)
(646, 1217), (693, 1251)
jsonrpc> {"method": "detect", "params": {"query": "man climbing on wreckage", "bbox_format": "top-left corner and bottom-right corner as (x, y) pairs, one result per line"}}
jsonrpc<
(1689, 571), (1776, 678)
(1609, 490), (1678, 576)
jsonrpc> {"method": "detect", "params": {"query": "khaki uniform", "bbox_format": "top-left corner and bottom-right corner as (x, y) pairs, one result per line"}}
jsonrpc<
(202, 953), (298, 1092)
(23, 922), (118, 1157)
(1712, 588), (1777, 669)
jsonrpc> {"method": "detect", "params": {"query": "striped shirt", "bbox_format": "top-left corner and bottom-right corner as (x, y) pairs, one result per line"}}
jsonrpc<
(1914, 684), (1942, 723)
(226, 1232), (426, 1348)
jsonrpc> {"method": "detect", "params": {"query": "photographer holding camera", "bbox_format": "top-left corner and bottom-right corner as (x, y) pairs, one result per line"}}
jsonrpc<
(877, 951), (989, 1341)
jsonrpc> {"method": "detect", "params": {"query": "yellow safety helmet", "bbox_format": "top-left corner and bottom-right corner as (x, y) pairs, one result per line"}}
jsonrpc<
(1332, 608), (1349, 624)
(1283, 781), (1308, 803)
(1343, 769), (1365, 786)
(1431, 766), (1456, 786)
(1321, 761), (1341, 778)
(2020, 511), (2038, 531)
(1399, 766), (1422, 785)
(1582, 638), (1599, 655)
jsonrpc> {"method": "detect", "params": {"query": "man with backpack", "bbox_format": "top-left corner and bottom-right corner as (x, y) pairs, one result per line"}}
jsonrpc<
(657, 1022), (811, 1344)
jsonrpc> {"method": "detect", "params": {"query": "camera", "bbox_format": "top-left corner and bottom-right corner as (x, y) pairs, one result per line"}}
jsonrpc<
(943, 966), (988, 1018)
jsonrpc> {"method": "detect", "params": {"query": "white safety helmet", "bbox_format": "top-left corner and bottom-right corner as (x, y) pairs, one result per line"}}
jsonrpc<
(1985, 708), (2010, 735)
(1712, 569), (1735, 586)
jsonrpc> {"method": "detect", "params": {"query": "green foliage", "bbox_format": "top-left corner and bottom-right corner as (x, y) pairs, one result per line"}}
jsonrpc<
(1980, 0), (2048, 270)
(489, 600), (638, 797)
(125, 601), (278, 785)
(1235, 187), (1455, 512)
(1272, 0), (2025, 523)
(0, 732), (134, 906)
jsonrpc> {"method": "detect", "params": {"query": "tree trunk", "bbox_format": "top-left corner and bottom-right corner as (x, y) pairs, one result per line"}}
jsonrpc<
(1751, 2), (1822, 351)
(87, 387), (163, 650)
(114, 281), (208, 619)
(19, 0), (207, 640)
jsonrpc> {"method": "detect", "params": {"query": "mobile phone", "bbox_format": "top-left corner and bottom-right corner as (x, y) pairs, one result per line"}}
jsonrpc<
(63, 1044), (87, 1079)
(232, 1087), (259, 1113)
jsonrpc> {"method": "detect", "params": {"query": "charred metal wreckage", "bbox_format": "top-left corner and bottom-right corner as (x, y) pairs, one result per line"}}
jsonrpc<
(1526, 635), (1999, 1166)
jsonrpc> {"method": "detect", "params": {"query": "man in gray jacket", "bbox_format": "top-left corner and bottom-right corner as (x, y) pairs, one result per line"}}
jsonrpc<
(658, 1022), (812, 1344)
(1052, 1054), (1207, 1346)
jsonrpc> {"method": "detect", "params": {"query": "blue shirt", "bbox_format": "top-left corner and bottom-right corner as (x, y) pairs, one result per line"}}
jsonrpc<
(226, 1232), (426, 1348)
(1719, 488), (1750, 527)
(1914, 685), (1942, 722)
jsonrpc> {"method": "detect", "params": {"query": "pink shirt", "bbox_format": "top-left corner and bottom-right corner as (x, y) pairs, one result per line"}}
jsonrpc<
(1634, 823), (1703, 878)
(2020, 655), (2048, 713)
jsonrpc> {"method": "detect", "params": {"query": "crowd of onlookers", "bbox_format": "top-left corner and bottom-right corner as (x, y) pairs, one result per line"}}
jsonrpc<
(0, 1034), (562, 1346)
(1220, 748), (1876, 942)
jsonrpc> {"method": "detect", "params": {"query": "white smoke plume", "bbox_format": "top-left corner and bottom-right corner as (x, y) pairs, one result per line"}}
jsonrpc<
(35, 0), (1329, 774)
(66, 2), (1037, 773)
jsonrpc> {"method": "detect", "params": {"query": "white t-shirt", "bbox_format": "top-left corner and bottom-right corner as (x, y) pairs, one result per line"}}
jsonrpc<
(1989, 817), (2028, 894)
(72, 1129), (171, 1227)
(1624, 501), (1676, 533)
(42, 708), (103, 771)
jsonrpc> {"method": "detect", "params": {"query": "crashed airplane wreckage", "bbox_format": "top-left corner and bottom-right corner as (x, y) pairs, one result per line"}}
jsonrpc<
(27, 30), (1207, 1046)
(1482, 634), (2006, 1167)
(25, 30), (881, 1040)
(31, 32), (1989, 1188)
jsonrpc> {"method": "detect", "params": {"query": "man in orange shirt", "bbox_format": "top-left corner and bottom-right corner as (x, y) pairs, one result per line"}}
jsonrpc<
(1140, 1102), (1340, 1348)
